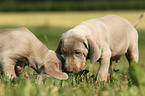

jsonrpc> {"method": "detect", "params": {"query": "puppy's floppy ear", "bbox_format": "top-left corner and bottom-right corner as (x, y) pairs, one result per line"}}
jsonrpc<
(87, 36), (101, 64)
(40, 61), (68, 80)
(56, 38), (62, 54)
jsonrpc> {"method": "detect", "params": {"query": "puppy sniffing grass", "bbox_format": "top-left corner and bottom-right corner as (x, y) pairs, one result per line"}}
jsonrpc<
(56, 13), (145, 82)
(0, 27), (68, 80)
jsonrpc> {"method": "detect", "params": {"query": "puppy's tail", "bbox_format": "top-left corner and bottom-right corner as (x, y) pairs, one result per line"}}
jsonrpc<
(133, 13), (145, 28)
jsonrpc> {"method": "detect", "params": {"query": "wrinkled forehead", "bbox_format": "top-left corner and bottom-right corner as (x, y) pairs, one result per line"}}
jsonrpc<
(63, 37), (85, 50)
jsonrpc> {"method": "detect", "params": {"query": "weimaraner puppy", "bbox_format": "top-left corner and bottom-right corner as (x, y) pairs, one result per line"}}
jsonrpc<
(0, 27), (68, 80)
(56, 13), (145, 81)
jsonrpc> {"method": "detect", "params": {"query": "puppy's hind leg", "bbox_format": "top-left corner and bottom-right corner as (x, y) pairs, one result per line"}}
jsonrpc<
(125, 42), (139, 64)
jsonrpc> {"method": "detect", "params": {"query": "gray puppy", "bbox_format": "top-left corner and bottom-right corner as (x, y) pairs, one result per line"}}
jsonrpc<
(56, 13), (145, 81)
(0, 27), (68, 80)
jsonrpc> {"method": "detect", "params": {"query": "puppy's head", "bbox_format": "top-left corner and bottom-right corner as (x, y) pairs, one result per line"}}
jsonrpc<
(56, 31), (101, 73)
(39, 50), (68, 80)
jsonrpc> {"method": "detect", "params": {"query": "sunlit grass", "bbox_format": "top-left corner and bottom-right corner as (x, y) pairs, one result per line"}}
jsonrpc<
(0, 10), (145, 30)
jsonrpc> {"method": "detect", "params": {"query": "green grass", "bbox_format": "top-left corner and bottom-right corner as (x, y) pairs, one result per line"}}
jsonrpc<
(0, 11), (145, 96)
(0, 26), (145, 96)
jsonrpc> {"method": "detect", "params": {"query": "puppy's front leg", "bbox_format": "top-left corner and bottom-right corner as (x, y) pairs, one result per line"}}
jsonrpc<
(97, 48), (111, 82)
(3, 58), (16, 78)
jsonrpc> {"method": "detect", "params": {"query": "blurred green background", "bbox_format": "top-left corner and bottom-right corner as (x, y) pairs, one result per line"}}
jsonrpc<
(0, 0), (145, 12)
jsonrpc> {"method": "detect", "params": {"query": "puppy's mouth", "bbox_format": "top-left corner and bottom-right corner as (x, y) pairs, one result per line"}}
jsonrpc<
(64, 69), (79, 74)
(64, 69), (75, 74)
(64, 68), (89, 76)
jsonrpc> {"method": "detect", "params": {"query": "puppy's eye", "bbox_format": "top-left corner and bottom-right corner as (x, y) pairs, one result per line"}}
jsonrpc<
(75, 51), (81, 54)
(74, 50), (81, 56)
